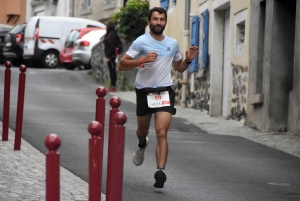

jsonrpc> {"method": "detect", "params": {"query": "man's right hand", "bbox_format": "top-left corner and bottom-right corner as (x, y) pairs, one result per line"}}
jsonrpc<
(144, 52), (158, 63)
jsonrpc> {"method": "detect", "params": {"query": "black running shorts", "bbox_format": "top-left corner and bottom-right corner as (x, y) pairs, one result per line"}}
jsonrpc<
(135, 86), (176, 116)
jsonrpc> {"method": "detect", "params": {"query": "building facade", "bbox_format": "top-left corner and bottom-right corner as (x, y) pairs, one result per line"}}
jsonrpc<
(0, 0), (27, 25)
(248, 0), (300, 133)
(147, 0), (300, 134)
(26, 0), (71, 21)
(72, 0), (128, 23)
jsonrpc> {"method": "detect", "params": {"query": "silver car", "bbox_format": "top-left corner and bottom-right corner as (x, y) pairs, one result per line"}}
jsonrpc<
(72, 29), (106, 69)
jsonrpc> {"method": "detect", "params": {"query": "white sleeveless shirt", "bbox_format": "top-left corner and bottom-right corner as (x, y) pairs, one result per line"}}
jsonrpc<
(126, 32), (182, 89)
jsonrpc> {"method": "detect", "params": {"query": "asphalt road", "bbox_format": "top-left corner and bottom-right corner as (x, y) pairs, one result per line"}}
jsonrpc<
(0, 66), (300, 201)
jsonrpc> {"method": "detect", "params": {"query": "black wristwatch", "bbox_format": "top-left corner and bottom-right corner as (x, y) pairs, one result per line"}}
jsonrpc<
(185, 59), (192, 64)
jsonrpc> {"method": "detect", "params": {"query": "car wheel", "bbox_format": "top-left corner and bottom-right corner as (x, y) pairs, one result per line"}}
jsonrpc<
(42, 50), (59, 68)
(84, 61), (91, 70)
(65, 64), (77, 70)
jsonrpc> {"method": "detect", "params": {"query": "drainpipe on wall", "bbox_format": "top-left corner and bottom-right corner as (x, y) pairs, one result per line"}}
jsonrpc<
(181, 0), (191, 108)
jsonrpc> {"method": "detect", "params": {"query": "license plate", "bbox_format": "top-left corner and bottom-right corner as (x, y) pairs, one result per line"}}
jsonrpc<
(66, 49), (71, 53)
(5, 42), (12, 46)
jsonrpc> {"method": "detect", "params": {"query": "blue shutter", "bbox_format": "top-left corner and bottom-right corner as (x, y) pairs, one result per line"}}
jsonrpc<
(160, 0), (169, 8)
(202, 9), (209, 69)
(189, 16), (200, 73)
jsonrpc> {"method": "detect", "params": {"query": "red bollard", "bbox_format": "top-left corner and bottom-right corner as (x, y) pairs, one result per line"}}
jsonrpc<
(2, 61), (12, 141)
(95, 86), (106, 141)
(14, 65), (27, 150)
(45, 134), (61, 201)
(106, 112), (127, 201)
(88, 121), (103, 201)
(108, 96), (121, 144)
(106, 97), (121, 198)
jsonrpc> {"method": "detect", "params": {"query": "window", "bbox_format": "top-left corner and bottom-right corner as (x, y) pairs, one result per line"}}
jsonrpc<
(160, 0), (169, 8)
(234, 9), (247, 57)
(104, 0), (116, 10)
(236, 21), (245, 45)
(189, 16), (200, 73)
(82, 0), (91, 8)
(80, 0), (92, 15)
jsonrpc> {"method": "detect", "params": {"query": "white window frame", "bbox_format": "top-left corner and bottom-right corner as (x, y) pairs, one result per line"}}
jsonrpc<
(234, 9), (247, 57)
(80, 0), (92, 15)
(104, 0), (116, 10)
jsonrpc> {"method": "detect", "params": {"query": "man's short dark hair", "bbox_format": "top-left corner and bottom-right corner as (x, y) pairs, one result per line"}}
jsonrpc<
(148, 7), (167, 21)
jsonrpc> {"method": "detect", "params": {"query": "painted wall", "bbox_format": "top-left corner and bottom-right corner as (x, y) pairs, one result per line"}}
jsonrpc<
(247, 0), (299, 132)
(73, 0), (123, 22)
(0, 0), (26, 25)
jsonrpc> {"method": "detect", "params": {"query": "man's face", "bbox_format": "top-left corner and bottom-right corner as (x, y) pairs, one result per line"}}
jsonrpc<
(148, 11), (167, 35)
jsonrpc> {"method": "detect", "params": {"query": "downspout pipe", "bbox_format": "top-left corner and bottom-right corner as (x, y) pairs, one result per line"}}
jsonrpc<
(181, 0), (191, 108)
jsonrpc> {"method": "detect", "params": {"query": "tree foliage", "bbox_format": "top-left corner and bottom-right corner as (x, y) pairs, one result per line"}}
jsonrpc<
(111, 0), (149, 42)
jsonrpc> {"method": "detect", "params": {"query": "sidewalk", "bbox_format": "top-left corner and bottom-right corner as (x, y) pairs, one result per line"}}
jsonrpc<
(1, 91), (300, 200)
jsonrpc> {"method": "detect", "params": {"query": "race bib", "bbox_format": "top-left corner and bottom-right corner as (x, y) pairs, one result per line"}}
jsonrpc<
(147, 91), (170, 108)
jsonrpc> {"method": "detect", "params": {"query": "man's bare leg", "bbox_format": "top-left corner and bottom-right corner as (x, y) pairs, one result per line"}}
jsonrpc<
(136, 113), (152, 142)
(132, 114), (152, 166)
(154, 111), (172, 168)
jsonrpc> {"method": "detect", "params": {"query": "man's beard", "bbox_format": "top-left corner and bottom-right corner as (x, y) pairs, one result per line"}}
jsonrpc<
(149, 23), (165, 35)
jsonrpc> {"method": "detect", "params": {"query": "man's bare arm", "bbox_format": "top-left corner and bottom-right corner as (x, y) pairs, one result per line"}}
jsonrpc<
(173, 59), (190, 73)
(118, 54), (141, 71)
(118, 52), (158, 71)
(173, 46), (199, 73)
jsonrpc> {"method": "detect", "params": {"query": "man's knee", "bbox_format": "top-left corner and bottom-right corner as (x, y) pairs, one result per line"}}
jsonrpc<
(137, 129), (149, 136)
(156, 130), (167, 141)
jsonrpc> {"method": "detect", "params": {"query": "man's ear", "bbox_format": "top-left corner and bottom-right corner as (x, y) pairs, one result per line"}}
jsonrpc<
(147, 20), (150, 26)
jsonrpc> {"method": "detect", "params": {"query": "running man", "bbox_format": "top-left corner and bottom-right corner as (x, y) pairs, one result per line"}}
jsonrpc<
(118, 7), (199, 190)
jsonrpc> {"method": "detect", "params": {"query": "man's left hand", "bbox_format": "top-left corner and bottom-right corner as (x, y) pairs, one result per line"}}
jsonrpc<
(185, 46), (199, 62)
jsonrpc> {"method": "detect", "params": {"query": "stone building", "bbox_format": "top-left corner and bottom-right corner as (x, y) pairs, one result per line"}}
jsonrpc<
(147, 0), (300, 134)
(248, 0), (300, 133)
(0, 0), (26, 25)
(72, 0), (128, 23)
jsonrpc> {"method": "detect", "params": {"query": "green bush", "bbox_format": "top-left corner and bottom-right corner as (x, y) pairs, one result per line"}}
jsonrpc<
(111, 0), (149, 42)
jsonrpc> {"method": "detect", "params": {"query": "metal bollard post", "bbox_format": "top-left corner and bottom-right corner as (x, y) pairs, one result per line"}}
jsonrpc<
(88, 121), (103, 201)
(106, 112), (127, 201)
(108, 96), (121, 146)
(14, 65), (27, 150)
(95, 86), (106, 127)
(2, 61), (12, 141)
(45, 134), (61, 201)
(106, 97), (121, 195)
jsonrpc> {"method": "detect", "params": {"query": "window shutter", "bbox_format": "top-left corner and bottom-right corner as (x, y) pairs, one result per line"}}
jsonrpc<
(160, 0), (169, 8)
(202, 9), (209, 69)
(189, 16), (200, 73)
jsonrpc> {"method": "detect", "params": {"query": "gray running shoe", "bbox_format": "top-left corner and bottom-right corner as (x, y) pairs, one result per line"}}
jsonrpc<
(154, 169), (167, 190)
(132, 137), (149, 166)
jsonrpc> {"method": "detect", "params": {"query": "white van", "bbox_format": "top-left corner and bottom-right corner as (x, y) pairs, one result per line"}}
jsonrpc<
(23, 16), (105, 68)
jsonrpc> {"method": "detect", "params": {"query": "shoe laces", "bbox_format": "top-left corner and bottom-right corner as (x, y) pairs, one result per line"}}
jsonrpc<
(135, 147), (145, 158)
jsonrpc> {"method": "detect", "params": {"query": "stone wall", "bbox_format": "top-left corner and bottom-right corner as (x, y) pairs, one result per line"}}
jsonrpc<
(90, 38), (137, 90)
(90, 38), (110, 85)
(231, 64), (248, 122)
(172, 68), (211, 113)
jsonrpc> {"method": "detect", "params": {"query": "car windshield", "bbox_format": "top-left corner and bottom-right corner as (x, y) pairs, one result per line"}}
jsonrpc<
(66, 30), (80, 42)
(0, 30), (9, 34)
(10, 24), (25, 34)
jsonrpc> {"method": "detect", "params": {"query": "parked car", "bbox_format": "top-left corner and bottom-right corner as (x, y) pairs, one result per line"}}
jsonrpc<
(0, 24), (13, 64)
(60, 27), (104, 70)
(72, 29), (106, 69)
(3, 23), (26, 66)
(23, 16), (106, 68)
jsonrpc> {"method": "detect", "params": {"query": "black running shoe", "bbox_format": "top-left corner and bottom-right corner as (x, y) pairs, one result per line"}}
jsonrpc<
(154, 169), (167, 189)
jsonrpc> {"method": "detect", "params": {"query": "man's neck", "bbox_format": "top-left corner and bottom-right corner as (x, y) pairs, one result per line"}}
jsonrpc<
(149, 32), (164, 41)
